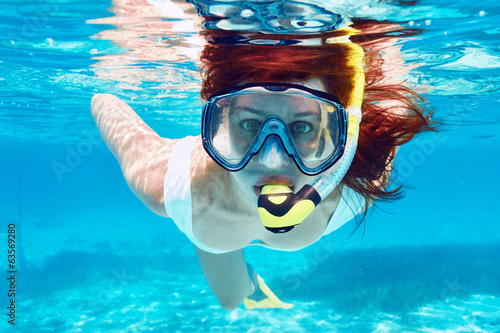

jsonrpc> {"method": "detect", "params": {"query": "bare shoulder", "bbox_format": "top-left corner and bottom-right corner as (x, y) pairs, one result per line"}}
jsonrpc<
(132, 136), (179, 217)
(189, 138), (249, 215)
(190, 137), (222, 205)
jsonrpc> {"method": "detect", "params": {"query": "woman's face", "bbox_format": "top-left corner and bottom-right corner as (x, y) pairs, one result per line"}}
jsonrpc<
(230, 79), (327, 204)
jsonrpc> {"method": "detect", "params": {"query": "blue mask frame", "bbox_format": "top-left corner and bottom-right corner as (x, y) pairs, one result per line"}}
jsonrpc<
(201, 82), (348, 176)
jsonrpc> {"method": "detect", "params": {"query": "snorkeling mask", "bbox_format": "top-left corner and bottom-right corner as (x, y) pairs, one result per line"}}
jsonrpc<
(202, 82), (348, 176)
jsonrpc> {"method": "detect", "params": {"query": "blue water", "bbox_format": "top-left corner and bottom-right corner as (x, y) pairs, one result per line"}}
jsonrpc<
(2, 0), (500, 332)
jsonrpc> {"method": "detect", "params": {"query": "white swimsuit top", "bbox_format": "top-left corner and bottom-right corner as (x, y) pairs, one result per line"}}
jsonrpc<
(164, 136), (366, 254)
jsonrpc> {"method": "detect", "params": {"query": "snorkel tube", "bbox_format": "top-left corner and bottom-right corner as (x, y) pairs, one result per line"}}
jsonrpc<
(257, 41), (365, 233)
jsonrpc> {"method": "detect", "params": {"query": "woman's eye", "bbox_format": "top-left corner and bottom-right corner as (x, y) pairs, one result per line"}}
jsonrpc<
(291, 121), (312, 134)
(240, 119), (261, 132)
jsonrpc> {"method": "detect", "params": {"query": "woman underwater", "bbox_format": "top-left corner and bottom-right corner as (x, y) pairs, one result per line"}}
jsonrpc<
(91, 25), (434, 310)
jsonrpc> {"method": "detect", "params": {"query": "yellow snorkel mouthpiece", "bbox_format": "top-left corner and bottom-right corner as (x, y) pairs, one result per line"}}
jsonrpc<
(257, 184), (321, 233)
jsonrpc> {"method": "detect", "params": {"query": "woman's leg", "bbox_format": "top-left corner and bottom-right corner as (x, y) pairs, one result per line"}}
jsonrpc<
(194, 246), (253, 310)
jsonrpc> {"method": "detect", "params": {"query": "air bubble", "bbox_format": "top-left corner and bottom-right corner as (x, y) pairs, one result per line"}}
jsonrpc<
(425, 20), (432, 25)
(240, 9), (254, 18)
(479, 10), (486, 17)
(408, 21), (414, 26)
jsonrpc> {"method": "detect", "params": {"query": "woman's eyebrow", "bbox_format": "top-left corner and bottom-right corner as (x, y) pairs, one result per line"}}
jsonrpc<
(234, 106), (321, 118)
(232, 106), (268, 117)
(234, 106), (320, 117)
(294, 111), (321, 118)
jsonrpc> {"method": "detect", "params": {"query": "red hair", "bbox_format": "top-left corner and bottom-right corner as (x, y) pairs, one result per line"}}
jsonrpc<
(199, 23), (435, 226)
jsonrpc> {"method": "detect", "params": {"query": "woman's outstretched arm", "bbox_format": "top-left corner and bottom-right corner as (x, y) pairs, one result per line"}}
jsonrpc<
(91, 93), (177, 216)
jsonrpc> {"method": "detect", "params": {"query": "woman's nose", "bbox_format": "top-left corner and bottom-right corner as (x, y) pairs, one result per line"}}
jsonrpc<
(257, 135), (290, 169)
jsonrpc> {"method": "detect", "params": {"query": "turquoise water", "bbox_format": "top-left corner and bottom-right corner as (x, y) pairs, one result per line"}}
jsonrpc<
(2, 0), (500, 332)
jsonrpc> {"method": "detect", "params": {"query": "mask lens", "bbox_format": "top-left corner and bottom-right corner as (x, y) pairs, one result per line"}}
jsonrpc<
(293, 100), (342, 169)
(209, 94), (257, 165)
